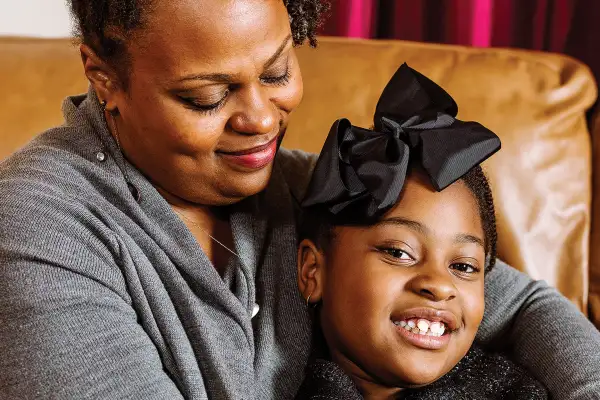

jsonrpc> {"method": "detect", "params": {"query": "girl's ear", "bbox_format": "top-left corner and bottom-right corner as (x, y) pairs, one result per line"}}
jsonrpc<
(297, 238), (326, 306)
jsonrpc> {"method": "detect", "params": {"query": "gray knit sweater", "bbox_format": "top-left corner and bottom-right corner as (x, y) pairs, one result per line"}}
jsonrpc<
(0, 89), (599, 400)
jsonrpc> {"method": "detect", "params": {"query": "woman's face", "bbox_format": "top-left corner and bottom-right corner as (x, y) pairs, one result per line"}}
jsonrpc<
(104, 0), (302, 205)
(305, 173), (486, 391)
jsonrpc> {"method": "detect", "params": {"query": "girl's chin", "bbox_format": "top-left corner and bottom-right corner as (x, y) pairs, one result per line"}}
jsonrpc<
(372, 360), (451, 389)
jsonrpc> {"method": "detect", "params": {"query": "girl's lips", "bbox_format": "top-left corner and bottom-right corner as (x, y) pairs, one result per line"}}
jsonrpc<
(394, 322), (452, 350)
(219, 137), (278, 170)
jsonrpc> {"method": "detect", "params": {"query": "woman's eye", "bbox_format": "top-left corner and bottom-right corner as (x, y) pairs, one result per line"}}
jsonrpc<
(260, 68), (291, 86)
(450, 263), (479, 274)
(381, 248), (413, 260)
(182, 90), (229, 114)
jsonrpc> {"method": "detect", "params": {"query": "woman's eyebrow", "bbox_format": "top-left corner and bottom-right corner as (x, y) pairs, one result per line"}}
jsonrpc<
(263, 34), (292, 69)
(175, 34), (292, 83)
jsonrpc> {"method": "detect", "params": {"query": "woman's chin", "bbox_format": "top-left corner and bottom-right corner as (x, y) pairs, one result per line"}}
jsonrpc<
(209, 165), (275, 205)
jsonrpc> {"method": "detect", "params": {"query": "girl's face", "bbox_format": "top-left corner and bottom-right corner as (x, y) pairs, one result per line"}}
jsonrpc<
(299, 172), (486, 394)
(88, 0), (303, 205)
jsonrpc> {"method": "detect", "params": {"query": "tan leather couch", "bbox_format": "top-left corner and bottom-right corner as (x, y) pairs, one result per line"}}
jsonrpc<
(1, 36), (599, 328)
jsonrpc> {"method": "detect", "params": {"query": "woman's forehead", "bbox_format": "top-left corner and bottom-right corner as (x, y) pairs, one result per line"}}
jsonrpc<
(129, 0), (291, 78)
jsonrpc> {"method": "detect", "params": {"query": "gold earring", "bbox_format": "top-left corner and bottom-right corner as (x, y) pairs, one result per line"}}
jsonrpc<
(100, 99), (107, 110)
(306, 293), (312, 308)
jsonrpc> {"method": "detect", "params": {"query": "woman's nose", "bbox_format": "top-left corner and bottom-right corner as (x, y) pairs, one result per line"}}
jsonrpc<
(407, 264), (458, 302)
(228, 86), (278, 136)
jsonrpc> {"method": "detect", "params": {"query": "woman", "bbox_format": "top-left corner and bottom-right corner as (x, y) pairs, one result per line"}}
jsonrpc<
(0, 1), (598, 399)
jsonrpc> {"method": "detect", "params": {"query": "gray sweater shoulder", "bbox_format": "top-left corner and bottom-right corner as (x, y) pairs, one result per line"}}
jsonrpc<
(276, 147), (318, 204)
(0, 125), (127, 294)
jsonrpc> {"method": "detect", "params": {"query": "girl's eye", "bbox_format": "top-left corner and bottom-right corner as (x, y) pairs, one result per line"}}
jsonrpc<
(450, 263), (479, 274)
(381, 248), (413, 261)
(260, 67), (291, 86)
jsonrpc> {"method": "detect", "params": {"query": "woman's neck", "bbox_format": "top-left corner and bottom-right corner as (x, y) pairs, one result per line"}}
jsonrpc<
(157, 185), (234, 275)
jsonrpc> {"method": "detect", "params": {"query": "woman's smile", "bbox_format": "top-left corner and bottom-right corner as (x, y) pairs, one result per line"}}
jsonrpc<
(217, 133), (280, 170)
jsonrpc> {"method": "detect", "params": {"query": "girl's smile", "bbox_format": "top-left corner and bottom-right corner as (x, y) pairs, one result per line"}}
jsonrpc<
(391, 306), (460, 350)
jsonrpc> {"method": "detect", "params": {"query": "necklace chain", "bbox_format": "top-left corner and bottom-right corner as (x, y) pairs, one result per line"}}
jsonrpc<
(173, 209), (241, 259)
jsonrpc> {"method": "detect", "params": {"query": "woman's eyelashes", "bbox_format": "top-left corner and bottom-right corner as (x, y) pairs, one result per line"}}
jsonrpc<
(180, 64), (291, 115)
(260, 66), (291, 86)
(182, 91), (229, 115)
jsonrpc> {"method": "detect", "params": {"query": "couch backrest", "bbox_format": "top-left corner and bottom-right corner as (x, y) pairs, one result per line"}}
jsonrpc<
(288, 37), (597, 313)
(0, 36), (597, 313)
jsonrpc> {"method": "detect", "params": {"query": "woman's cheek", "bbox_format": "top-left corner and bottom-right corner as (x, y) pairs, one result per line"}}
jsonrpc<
(275, 70), (304, 112)
(166, 111), (228, 154)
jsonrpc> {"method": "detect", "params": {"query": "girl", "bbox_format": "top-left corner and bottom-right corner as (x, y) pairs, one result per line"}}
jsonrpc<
(295, 64), (547, 399)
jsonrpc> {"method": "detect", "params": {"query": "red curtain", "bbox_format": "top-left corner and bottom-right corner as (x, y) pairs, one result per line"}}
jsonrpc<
(319, 0), (600, 112)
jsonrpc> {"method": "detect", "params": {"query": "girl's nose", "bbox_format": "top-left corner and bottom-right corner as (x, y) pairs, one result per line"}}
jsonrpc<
(407, 264), (458, 302)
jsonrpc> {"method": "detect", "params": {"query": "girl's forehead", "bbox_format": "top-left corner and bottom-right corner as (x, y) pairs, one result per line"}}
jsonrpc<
(379, 175), (483, 237)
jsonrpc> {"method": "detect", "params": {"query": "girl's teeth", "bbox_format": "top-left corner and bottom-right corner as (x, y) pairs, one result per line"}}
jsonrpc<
(396, 318), (447, 337)
(417, 319), (430, 332)
(430, 321), (446, 336)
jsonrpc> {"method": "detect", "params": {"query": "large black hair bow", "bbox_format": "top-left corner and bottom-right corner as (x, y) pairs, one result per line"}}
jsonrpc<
(301, 63), (501, 222)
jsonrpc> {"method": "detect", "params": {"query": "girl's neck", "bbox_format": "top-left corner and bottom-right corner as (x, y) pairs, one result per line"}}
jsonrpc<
(353, 375), (404, 400)
(329, 351), (404, 400)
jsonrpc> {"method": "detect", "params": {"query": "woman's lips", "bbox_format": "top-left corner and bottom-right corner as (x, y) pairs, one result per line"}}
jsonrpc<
(393, 322), (452, 350)
(218, 136), (279, 170)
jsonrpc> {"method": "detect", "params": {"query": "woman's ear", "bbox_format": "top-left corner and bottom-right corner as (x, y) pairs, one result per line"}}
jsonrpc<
(297, 238), (326, 306)
(80, 44), (120, 112)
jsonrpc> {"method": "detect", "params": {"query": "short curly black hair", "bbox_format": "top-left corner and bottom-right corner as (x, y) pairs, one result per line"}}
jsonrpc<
(300, 165), (498, 272)
(69, 0), (329, 79)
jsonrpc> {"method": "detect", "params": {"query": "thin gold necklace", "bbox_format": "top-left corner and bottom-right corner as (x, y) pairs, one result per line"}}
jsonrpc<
(172, 209), (241, 259)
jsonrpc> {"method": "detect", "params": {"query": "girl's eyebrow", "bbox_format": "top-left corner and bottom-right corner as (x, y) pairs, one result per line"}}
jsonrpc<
(454, 234), (485, 249)
(376, 217), (429, 235)
(376, 217), (485, 248)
